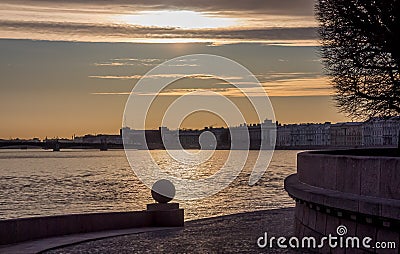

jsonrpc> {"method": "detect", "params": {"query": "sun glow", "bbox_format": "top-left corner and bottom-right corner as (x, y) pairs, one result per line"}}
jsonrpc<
(116, 10), (239, 29)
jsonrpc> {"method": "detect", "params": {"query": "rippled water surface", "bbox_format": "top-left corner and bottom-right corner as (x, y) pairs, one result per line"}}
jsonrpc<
(0, 150), (300, 220)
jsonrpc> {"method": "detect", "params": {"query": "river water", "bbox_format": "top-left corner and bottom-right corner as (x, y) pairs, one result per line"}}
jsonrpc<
(0, 150), (300, 221)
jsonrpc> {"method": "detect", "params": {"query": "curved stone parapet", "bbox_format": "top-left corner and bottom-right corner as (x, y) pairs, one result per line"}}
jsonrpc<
(285, 149), (400, 253)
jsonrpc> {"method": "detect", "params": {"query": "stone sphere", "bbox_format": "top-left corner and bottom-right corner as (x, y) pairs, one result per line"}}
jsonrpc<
(151, 179), (175, 203)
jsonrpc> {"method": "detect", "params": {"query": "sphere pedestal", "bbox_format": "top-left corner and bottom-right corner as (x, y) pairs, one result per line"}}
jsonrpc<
(147, 179), (184, 227)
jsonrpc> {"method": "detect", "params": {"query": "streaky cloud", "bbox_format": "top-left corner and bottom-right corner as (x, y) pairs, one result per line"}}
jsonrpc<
(0, 20), (318, 43)
(3, 0), (315, 16)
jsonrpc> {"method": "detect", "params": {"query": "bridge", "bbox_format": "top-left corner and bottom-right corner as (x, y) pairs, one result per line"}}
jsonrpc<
(0, 141), (123, 151)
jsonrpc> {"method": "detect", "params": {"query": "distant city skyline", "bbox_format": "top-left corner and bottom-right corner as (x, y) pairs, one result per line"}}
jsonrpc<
(3, 117), (398, 150)
(2, 116), (370, 141)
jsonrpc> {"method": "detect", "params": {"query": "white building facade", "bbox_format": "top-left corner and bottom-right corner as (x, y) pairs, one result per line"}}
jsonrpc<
(363, 117), (400, 147)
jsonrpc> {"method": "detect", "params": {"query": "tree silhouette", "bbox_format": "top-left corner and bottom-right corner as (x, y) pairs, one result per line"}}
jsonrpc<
(316, 0), (400, 119)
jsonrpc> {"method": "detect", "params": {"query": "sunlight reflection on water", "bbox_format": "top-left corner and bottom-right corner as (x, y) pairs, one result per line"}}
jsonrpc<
(0, 150), (299, 220)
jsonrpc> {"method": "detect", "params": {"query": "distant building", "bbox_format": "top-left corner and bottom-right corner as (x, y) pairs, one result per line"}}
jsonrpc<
(261, 119), (277, 148)
(330, 122), (363, 147)
(120, 127), (163, 149)
(119, 116), (399, 149)
(229, 123), (261, 149)
(145, 129), (163, 149)
(179, 130), (201, 149)
(277, 122), (330, 147)
(120, 127), (144, 146)
(205, 127), (230, 149)
(74, 134), (122, 144)
(363, 117), (400, 147)
(276, 124), (294, 147)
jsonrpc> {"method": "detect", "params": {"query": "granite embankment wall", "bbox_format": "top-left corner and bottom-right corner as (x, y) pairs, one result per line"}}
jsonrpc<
(285, 149), (400, 253)
(0, 206), (183, 245)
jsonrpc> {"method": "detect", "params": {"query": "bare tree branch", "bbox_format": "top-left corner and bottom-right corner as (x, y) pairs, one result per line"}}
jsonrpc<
(316, 0), (400, 119)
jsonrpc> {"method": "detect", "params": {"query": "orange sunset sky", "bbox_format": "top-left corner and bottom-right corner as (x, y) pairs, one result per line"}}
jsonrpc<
(0, 0), (350, 139)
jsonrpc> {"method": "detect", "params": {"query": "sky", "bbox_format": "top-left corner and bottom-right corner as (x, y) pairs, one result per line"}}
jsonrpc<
(0, 0), (350, 139)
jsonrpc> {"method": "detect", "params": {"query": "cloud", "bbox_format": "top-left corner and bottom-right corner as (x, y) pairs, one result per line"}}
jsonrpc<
(255, 72), (324, 82)
(88, 69), (328, 96)
(94, 62), (132, 66)
(3, 0), (316, 16)
(94, 58), (167, 67)
(90, 73), (332, 97)
(262, 77), (332, 96)
(91, 92), (132, 95)
(89, 75), (142, 80)
(89, 73), (244, 81)
(0, 0), (318, 43)
(0, 20), (318, 43)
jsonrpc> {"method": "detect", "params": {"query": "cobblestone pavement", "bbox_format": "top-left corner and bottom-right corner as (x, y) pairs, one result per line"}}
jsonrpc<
(45, 208), (308, 254)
